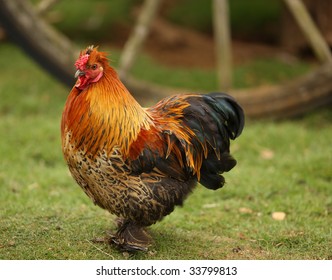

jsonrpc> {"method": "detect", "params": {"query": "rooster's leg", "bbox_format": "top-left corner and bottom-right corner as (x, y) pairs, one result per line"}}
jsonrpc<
(109, 219), (151, 252)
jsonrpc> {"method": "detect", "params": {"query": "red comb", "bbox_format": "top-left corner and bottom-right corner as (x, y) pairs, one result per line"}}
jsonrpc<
(75, 54), (89, 70)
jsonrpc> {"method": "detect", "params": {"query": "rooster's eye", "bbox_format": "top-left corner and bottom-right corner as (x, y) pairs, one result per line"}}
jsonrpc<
(91, 64), (97, 70)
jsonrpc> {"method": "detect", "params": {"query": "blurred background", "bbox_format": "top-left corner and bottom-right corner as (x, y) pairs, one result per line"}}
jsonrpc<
(0, 0), (331, 260)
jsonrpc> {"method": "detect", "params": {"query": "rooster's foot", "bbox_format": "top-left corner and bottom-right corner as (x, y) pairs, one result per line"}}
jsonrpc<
(108, 221), (151, 252)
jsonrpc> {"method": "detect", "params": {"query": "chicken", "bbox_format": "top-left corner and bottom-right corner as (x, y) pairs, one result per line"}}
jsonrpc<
(61, 46), (244, 251)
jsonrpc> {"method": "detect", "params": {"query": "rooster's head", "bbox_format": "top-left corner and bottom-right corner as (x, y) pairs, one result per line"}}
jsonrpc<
(74, 45), (108, 90)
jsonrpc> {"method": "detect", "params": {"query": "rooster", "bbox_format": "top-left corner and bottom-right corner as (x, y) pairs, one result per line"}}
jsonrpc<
(61, 46), (244, 251)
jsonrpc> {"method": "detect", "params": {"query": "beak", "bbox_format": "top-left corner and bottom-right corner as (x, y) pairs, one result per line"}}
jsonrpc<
(75, 69), (85, 78)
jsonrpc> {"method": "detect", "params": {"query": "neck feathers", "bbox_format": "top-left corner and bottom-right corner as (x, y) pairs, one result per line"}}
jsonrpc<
(62, 66), (152, 156)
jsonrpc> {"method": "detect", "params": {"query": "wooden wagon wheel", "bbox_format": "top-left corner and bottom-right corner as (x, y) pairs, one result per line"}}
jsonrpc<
(0, 0), (331, 119)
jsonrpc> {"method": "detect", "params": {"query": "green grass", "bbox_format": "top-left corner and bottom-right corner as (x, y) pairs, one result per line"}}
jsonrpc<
(107, 50), (312, 91)
(0, 43), (331, 260)
(41, 0), (137, 42)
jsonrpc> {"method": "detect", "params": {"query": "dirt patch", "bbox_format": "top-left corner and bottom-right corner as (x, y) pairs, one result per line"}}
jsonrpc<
(144, 18), (283, 69)
(110, 16), (290, 70)
(111, 17), (284, 69)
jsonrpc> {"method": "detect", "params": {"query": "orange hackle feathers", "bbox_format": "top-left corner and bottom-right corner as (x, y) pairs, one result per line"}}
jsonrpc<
(61, 46), (152, 157)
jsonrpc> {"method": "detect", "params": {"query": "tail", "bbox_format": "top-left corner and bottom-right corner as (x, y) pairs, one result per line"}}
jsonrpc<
(203, 92), (244, 140)
(183, 92), (244, 190)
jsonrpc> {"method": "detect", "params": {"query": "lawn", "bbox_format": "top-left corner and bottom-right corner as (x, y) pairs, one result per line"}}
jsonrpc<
(0, 42), (331, 260)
